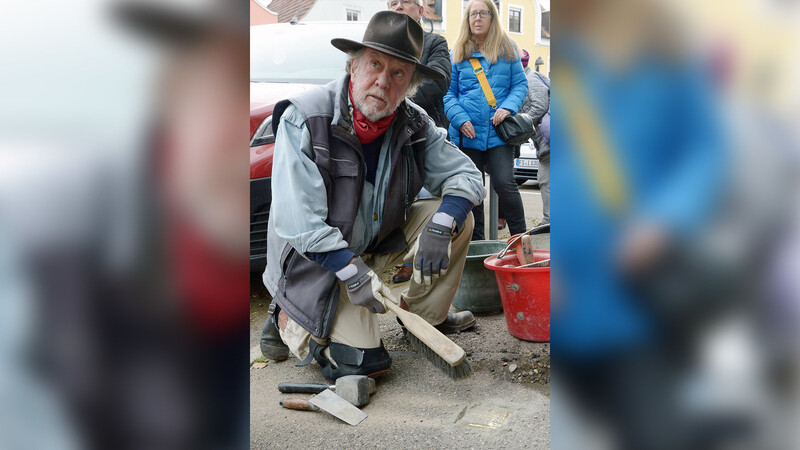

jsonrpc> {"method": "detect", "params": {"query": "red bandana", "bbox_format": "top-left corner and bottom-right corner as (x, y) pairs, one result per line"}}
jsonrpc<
(348, 81), (395, 144)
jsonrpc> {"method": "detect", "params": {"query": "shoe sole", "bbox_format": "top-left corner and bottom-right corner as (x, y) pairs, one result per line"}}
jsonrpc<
(398, 316), (477, 335)
(323, 367), (390, 384)
(434, 319), (476, 334)
(261, 343), (289, 362)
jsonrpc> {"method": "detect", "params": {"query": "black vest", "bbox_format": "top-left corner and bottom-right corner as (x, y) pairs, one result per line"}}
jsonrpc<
(270, 77), (430, 339)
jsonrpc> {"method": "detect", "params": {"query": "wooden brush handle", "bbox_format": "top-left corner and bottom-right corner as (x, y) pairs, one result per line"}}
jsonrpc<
(382, 291), (466, 367)
(279, 398), (320, 412)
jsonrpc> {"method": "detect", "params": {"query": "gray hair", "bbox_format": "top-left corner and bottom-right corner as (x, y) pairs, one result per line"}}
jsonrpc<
(386, 0), (423, 7)
(345, 49), (425, 98)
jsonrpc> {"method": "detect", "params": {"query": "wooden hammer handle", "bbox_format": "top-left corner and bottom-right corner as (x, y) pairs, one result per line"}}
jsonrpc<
(279, 398), (320, 412)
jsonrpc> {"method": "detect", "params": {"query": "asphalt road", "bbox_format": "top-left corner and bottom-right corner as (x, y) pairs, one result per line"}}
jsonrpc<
(250, 179), (549, 448)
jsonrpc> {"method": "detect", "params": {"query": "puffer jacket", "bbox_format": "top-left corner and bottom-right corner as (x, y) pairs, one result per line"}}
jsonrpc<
(520, 67), (550, 159)
(443, 50), (528, 151)
(408, 32), (451, 129)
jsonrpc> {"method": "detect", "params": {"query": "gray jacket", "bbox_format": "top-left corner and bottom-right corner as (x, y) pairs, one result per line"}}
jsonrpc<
(520, 66), (550, 159)
(263, 75), (484, 337)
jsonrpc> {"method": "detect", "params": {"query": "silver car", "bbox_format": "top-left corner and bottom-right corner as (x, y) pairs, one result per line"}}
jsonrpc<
(513, 139), (539, 185)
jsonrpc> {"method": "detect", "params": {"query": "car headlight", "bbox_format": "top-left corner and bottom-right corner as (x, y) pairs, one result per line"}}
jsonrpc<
(250, 115), (274, 147)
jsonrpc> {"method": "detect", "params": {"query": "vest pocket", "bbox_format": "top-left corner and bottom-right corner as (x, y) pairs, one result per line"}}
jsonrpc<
(331, 158), (359, 177)
(327, 158), (361, 232)
(276, 243), (339, 339)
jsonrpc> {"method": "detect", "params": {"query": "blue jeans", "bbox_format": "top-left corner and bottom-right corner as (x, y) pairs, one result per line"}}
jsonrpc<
(461, 145), (526, 240)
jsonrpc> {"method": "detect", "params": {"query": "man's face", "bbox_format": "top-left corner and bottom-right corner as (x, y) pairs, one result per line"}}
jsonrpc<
(388, 0), (424, 22)
(164, 31), (249, 255)
(350, 49), (415, 122)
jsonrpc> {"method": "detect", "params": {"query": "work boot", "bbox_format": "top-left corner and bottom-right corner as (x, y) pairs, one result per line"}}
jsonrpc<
(396, 311), (477, 335)
(391, 264), (413, 284)
(433, 311), (477, 334)
(260, 304), (289, 361)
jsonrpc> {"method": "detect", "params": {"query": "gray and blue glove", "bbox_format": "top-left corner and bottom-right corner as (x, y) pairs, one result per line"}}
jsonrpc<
(336, 257), (390, 314)
(406, 212), (455, 285)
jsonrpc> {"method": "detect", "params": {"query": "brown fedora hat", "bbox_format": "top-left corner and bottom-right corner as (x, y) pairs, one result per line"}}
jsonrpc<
(331, 11), (445, 80)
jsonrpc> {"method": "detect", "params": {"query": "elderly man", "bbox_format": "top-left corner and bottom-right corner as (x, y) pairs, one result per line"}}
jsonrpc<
(259, 11), (484, 381)
(387, 0), (453, 283)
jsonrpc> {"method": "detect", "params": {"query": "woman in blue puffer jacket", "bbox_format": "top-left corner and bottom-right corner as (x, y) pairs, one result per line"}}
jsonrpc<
(444, 0), (529, 240)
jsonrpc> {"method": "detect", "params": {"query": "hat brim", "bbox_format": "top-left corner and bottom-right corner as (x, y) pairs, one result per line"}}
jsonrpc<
(332, 38), (445, 80)
(114, 1), (245, 44)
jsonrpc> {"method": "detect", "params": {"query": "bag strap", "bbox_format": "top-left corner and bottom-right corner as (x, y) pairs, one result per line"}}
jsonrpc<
(469, 58), (497, 109)
(534, 72), (550, 90)
(561, 65), (629, 214)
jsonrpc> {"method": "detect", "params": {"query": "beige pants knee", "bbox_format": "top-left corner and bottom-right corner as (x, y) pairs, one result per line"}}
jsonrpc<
(278, 198), (474, 361)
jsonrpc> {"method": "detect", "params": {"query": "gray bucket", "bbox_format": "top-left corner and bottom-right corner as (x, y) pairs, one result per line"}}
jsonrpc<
(452, 240), (507, 314)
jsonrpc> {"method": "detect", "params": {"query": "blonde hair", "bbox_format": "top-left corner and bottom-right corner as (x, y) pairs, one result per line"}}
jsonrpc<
(452, 0), (519, 64)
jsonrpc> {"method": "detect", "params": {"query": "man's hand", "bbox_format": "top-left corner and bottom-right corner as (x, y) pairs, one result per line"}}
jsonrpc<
(491, 108), (512, 125)
(460, 121), (476, 139)
(617, 223), (669, 276)
(406, 213), (455, 285)
(337, 257), (389, 314)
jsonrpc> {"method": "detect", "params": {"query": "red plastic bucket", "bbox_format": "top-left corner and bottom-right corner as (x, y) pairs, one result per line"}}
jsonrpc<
(484, 251), (550, 342)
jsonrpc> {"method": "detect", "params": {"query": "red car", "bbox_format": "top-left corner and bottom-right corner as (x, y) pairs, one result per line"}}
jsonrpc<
(250, 22), (368, 271)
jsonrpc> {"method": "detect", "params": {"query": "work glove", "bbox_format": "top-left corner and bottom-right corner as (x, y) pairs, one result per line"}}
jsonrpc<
(407, 212), (455, 286)
(336, 257), (390, 314)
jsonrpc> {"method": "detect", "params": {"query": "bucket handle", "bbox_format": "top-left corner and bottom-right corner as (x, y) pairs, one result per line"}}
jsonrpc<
(519, 258), (550, 268)
(498, 223), (550, 260)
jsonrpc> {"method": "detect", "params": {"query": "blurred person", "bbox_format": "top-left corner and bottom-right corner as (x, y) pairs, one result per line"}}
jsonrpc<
(387, 0), (453, 284)
(444, 0), (528, 241)
(33, 1), (253, 448)
(551, 0), (733, 448)
(259, 12), (484, 381)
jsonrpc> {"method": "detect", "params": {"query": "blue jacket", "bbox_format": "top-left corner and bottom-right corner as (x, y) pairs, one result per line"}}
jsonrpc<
(444, 50), (528, 150)
(552, 46), (725, 358)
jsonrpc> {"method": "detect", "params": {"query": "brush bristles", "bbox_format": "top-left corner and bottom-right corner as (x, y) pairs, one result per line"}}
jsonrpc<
(405, 330), (472, 379)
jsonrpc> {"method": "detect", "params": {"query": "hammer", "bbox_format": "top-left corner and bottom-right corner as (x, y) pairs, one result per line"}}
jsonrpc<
(278, 375), (376, 407)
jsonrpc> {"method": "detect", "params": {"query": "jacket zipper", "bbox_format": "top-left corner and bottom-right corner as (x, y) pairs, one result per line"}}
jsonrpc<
(404, 148), (414, 222)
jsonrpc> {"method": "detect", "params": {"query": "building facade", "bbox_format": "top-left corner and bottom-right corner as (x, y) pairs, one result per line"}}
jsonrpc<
(263, 0), (551, 76)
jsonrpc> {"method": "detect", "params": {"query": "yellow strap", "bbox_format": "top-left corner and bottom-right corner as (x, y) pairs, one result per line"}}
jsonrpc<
(560, 65), (630, 214)
(469, 58), (496, 108)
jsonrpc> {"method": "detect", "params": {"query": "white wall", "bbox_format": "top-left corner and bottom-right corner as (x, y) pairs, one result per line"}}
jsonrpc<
(303, 0), (385, 23)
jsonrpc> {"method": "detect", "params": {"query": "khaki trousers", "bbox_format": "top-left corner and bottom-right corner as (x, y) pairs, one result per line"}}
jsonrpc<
(278, 198), (474, 360)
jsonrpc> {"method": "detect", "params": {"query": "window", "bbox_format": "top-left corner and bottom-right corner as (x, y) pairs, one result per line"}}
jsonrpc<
(423, 0), (442, 22)
(540, 8), (550, 40)
(535, 0), (550, 45)
(346, 9), (359, 21)
(508, 7), (521, 33)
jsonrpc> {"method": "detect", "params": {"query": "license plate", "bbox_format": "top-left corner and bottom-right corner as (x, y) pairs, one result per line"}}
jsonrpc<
(515, 158), (539, 168)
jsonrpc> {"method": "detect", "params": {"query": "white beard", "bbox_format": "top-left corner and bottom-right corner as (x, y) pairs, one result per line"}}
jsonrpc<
(352, 87), (397, 122)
